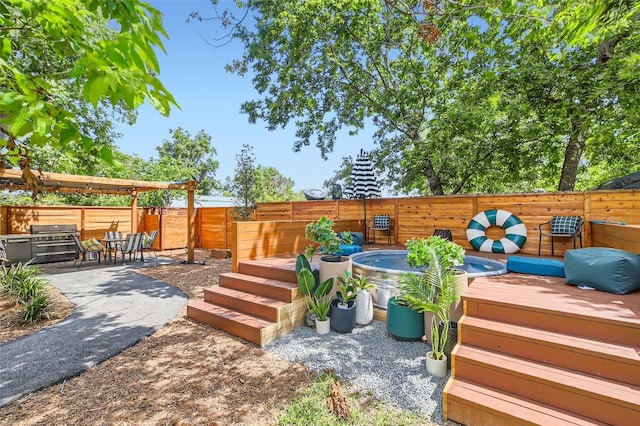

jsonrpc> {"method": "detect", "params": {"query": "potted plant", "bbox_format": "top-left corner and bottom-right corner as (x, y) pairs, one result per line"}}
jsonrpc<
(399, 236), (465, 376)
(305, 216), (353, 297)
(329, 270), (358, 333)
(406, 236), (468, 324)
(295, 254), (334, 334)
(352, 274), (375, 325)
(386, 294), (425, 341)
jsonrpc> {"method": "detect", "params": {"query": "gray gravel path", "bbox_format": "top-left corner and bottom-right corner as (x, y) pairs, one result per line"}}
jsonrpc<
(264, 319), (448, 423)
(0, 260), (187, 407)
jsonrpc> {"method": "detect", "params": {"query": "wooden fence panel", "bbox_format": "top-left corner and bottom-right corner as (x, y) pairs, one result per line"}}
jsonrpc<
(255, 202), (292, 221)
(588, 190), (640, 224)
(198, 207), (232, 249)
(397, 197), (476, 246)
(591, 223), (640, 254)
(82, 208), (134, 240)
(160, 213), (189, 250)
(0, 206), (8, 235)
(292, 201), (339, 220)
(8, 207), (82, 234)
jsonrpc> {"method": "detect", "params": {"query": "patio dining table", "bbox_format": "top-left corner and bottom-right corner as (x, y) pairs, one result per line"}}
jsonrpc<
(100, 238), (126, 265)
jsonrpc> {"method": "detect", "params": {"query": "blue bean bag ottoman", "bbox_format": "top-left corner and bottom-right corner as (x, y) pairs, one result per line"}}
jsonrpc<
(507, 256), (565, 278)
(564, 248), (640, 294)
(336, 244), (363, 256)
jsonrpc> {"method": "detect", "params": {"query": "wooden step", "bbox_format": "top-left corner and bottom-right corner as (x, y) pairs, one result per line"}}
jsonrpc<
(453, 345), (640, 425)
(237, 259), (298, 283)
(460, 316), (640, 385)
(444, 378), (605, 426)
(219, 272), (299, 302)
(187, 300), (278, 346)
(203, 286), (291, 323)
(463, 275), (640, 346)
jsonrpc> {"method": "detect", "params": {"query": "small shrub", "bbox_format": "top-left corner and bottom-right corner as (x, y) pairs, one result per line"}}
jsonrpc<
(1, 261), (50, 325)
(22, 293), (49, 324)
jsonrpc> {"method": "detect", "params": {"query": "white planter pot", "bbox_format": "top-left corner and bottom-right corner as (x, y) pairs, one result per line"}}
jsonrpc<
(355, 289), (374, 325)
(426, 351), (448, 377)
(319, 256), (352, 299)
(315, 317), (330, 334)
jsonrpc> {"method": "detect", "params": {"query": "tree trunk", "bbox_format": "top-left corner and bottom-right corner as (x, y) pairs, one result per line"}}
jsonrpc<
(423, 155), (444, 195)
(558, 121), (587, 191)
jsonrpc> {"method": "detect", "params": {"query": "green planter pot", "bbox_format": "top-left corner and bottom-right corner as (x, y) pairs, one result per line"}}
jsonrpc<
(386, 297), (424, 341)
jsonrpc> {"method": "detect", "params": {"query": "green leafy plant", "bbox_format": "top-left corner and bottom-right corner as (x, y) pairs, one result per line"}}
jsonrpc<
(296, 254), (334, 321)
(22, 294), (49, 324)
(1, 261), (50, 325)
(406, 236), (465, 271)
(304, 216), (353, 259)
(399, 236), (465, 361)
(336, 270), (357, 306)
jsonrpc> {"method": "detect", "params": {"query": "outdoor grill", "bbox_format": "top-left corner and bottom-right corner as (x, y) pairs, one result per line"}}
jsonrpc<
(0, 224), (78, 264)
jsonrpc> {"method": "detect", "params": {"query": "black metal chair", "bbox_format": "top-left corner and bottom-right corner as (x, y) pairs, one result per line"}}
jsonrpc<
(433, 229), (453, 241)
(538, 216), (583, 256)
(368, 214), (391, 245)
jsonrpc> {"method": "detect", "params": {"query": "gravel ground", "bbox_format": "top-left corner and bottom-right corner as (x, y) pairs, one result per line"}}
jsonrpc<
(264, 319), (449, 423)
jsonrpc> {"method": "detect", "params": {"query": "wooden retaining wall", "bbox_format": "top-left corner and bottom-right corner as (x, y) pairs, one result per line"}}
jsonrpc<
(231, 219), (363, 272)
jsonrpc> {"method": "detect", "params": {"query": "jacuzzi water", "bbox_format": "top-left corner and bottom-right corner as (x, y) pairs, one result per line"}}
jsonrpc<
(350, 250), (507, 278)
(350, 250), (508, 308)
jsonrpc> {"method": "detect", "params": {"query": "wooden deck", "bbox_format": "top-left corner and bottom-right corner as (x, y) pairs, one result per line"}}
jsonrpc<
(445, 273), (640, 425)
(188, 246), (640, 424)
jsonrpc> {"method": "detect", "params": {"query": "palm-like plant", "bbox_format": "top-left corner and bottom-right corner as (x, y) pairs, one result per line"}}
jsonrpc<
(398, 245), (459, 360)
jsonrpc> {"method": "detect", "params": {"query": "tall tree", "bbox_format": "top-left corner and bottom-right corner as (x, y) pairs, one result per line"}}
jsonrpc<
(156, 128), (220, 195)
(229, 144), (257, 220)
(217, 0), (638, 194)
(1, 0), (177, 192)
(253, 165), (300, 202)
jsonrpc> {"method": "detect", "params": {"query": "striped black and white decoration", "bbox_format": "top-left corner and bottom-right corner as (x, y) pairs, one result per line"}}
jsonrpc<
(348, 149), (381, 199)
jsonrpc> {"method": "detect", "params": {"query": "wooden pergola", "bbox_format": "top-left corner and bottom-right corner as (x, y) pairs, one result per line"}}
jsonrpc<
(0, 168), (198, 262)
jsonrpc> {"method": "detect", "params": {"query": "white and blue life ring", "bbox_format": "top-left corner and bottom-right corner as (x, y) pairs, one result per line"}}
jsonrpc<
(466, 209), (527, 254)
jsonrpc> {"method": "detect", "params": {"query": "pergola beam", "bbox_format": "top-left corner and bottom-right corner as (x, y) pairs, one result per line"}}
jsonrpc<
(0, 168), (198, 260)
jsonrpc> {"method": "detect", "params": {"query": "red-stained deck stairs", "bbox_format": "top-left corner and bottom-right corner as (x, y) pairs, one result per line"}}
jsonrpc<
(444, 274), (640, 426)
(187, 259), (306, 347)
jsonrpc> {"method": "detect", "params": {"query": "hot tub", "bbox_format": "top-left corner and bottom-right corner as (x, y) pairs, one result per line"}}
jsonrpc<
(350, 250), (508, 309)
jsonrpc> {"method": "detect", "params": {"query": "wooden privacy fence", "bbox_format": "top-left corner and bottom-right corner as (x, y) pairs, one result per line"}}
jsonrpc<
(1, 189), (638, 257)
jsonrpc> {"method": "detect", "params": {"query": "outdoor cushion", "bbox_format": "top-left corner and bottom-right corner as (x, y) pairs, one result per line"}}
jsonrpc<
(565, 248), (640, 294)
(336, 244), (363, 256)
(349, 232), (364, 246)
(81, 237), (104, 252)
(143, 232), (153, 247)
(551, 216), (581, 234)
(507, 256), (565, 278)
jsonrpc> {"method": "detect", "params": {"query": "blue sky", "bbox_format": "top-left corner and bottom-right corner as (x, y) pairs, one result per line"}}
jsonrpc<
(115, 0), (376, 192)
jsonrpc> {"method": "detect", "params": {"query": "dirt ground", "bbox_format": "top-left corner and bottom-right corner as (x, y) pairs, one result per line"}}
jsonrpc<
(0, 250), (318, 425)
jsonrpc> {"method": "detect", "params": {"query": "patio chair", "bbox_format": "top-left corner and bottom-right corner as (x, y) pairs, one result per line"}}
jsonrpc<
(538, 216), (583, 256)
(119, 233), (144, 264)
(368, 214), (391, 245)
(141, 230), (158, 260)
(104, 231), (124, 260)
(433, 229), (453, 241)
(71, 234), (104, 268)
